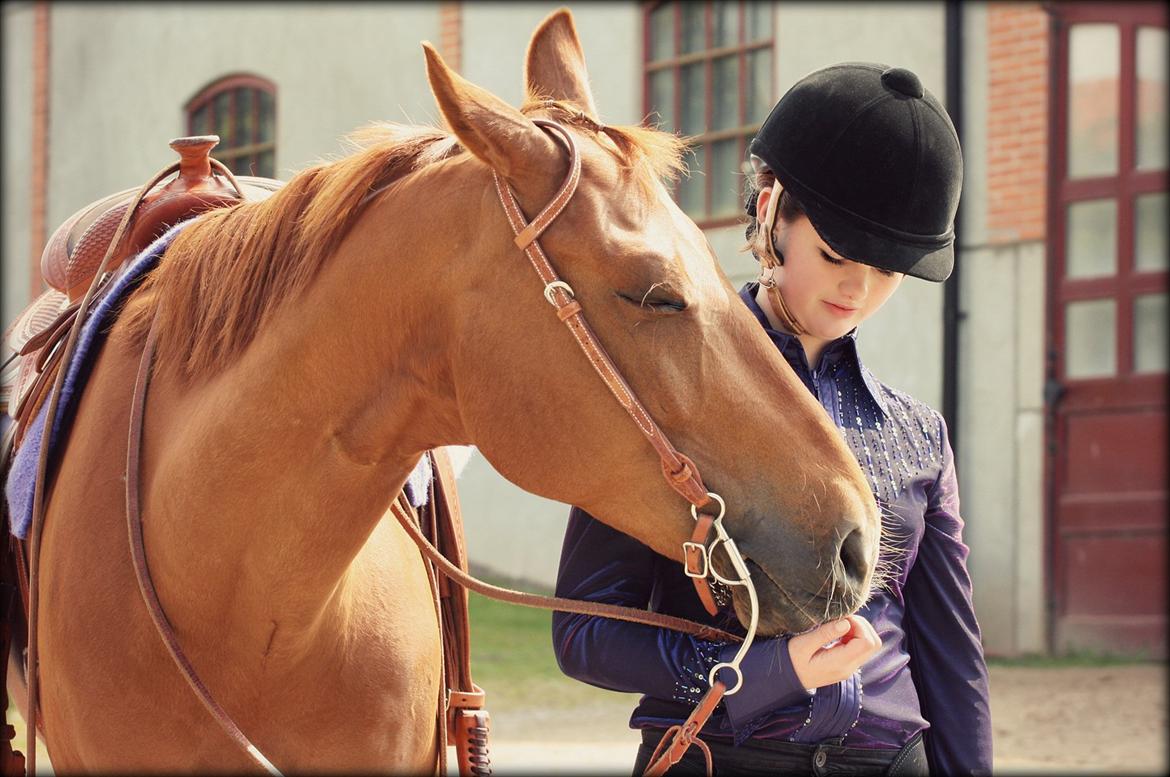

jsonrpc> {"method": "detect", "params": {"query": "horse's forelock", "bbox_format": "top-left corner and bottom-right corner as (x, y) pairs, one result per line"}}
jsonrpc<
(519, 96), (689, 191)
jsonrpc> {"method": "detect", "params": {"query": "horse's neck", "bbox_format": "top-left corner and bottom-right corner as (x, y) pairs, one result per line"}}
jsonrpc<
(142, 177), (469, 656)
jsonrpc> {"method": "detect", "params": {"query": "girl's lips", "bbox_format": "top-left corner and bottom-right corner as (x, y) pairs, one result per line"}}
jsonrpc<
(823, 300), (859, 317)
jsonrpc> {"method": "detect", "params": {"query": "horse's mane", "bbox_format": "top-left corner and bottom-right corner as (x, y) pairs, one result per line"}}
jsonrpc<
(122, 99), (687, 381)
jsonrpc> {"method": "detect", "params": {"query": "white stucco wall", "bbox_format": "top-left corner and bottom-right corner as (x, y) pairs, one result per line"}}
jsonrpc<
(954, 2), (1046, 656)
(2, 3), (35, 328)
(958, 241), (1047, 657)
(41, 2), (439, 233)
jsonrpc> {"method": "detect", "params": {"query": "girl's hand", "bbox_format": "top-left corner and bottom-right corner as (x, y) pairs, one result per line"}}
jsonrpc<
(787, 615), (881, 690)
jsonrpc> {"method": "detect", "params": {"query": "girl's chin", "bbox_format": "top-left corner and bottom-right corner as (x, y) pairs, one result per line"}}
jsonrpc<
(807, 320), (855, 342)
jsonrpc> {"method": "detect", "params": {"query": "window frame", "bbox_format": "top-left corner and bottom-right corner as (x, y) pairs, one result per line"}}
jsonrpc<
(185, 73), (277, 178)
(642, 0), (775, 228)
(1047, 2), (1168, 386)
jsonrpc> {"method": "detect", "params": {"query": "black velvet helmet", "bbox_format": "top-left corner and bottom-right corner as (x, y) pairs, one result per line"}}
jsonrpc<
(749, 62), (963, 282)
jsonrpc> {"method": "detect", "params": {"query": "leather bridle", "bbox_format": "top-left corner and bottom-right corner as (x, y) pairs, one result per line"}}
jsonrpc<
(32, 119), (763, 776)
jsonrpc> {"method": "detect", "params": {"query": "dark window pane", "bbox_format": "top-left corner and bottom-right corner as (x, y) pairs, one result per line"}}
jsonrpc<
(259, 90), (275, 142)
(237, 88), (255, 146)
(712, 55), (739, 131)
(224, 153), (246, 176)
(746, 1), (772, 40)
(649, 68), (676, 131)
(680, 63), (706, 135)
(649, 3), (675, 61)
(191, 104), (210, 136)
(214, 90), (233, 145)
(713, 0), (738, 48)
(676, 145), (705, 216)
(746, 48), (772, 123)
(257, 149), (275, 178)
(681, 2), (705, 54)
(710, 138), (741, 216)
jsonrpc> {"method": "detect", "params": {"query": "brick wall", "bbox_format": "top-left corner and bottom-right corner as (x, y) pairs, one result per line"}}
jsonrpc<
(987, 2), (1049, 244)
(439, 1), (462, 73)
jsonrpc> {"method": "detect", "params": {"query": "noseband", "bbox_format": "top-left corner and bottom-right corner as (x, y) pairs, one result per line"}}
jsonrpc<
(113, 119), (760, 775)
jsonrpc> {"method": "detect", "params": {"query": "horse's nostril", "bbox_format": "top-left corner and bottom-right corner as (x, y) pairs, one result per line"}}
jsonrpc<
(838, 528), (870, 585)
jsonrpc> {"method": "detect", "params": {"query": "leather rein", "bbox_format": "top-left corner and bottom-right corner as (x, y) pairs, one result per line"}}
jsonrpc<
(32, 119), (762, 776)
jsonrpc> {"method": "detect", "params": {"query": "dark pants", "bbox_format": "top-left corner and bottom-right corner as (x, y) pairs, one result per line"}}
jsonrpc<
(632, 730), (928, 776)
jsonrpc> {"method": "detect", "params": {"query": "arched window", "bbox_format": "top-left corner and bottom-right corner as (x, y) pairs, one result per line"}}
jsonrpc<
(186, 74), (277, 178)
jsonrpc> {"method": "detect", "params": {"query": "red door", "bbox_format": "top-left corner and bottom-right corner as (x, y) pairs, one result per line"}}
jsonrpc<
(1046, 2), (1167, 657)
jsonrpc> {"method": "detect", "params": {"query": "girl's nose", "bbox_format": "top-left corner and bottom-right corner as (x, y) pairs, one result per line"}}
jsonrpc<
(840, 265), (870, 300)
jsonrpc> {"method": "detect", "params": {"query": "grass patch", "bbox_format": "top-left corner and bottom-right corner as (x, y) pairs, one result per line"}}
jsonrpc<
(988, 648), (1161, 668)
(467, 590), (612, 711)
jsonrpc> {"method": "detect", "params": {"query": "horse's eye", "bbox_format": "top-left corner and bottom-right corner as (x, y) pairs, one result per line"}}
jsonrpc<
(616, 291), (688, 314)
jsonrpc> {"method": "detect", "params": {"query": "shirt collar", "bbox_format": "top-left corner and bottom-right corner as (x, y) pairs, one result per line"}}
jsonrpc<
(738, 282), (889, 417)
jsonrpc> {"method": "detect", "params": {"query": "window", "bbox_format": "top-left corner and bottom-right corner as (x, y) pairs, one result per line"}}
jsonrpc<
(1055, 16), (1167, 381)
(644, 1), (774, 226)
(186, 74), (277, 178)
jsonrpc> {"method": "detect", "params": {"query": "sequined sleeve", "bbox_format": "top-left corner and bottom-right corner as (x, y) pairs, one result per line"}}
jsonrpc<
(902, 418), (994, 775)
(552, 507), (728, 706)
(552, 507), (819, 733)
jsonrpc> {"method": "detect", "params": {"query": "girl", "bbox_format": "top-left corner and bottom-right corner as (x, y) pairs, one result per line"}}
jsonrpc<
(553, 62), (992, 776)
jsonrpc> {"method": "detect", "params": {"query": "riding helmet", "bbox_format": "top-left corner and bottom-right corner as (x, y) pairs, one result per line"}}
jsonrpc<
(748, 62), (963, 282)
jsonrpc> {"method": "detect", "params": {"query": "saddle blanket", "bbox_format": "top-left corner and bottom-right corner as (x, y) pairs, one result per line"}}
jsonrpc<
(4, 217), (435, 539)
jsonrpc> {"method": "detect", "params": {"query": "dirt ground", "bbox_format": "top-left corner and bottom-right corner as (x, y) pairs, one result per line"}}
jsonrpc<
(9, 662), (1166, 775)
(483, 662), (1168, 775)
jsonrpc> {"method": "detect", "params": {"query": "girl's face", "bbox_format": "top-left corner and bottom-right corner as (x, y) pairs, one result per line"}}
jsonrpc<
(758, 187), (904, 345)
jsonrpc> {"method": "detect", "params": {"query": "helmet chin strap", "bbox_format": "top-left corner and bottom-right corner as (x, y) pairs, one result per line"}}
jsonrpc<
(756, 187), (807, 336)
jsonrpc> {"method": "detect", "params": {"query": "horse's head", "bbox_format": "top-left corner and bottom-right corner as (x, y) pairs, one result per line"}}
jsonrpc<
(422, 10), (880, 635)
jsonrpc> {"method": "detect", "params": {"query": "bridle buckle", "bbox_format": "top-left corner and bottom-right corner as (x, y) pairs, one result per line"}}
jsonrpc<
(683, 541), (709, 579)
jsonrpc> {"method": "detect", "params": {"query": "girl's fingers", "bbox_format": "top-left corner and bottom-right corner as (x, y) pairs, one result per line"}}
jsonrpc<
(792, 619), (850, 658)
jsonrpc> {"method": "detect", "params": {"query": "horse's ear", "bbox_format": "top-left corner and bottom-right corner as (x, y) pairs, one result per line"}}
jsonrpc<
(422, 43), (559, 182)
(524, 8), (599, 120)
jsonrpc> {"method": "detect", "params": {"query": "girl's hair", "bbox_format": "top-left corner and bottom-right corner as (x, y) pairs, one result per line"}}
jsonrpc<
(742, 169), (805, 260)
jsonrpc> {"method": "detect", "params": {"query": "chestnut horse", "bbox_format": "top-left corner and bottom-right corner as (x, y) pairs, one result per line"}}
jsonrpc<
(19, 10), (879, 773)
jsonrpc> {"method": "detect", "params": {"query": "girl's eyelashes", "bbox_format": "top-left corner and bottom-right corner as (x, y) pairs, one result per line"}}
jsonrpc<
(821, 250), (896, 277)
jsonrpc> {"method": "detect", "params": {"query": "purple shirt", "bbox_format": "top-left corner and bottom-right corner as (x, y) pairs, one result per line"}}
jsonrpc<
(552, 282), (992, 775)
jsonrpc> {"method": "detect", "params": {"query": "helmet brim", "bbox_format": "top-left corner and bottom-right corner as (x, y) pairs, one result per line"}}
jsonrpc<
(774, 163), (955, 283)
